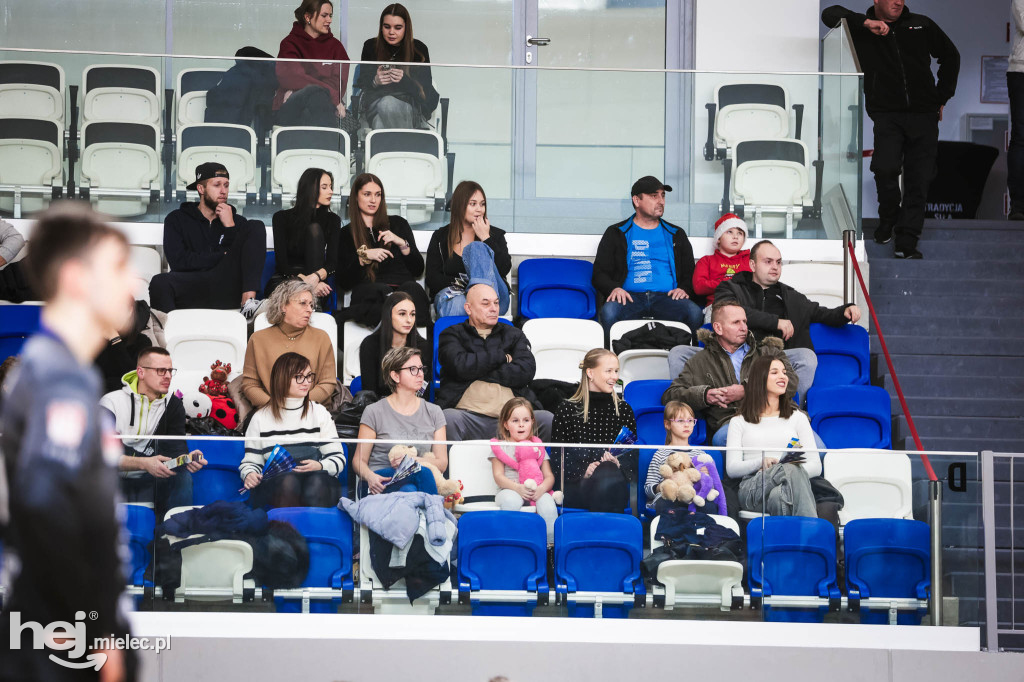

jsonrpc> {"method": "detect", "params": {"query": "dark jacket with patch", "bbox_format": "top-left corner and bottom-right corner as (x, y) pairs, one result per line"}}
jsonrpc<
(436, 320), (538, 409)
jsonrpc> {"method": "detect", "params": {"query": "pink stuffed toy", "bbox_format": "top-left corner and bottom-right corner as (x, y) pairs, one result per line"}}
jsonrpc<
(489, 437), (563, 505)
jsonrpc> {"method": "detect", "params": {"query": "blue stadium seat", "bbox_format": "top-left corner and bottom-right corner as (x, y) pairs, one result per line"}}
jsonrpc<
(267, 506), (354, 613)
(624, 379), (708, 448)
(120, 503), (155, 588)
(636, 432), (712, 519)
(554, 513), (644, 618)
(189, 438), (246, 505)
(809, 323), (870, 387)
(0, 304), (42, 362)
(458, 511), (548, 616)
(517, 258), (597, 320)
(807, 385), (892, 449)
(747, 516), (840, 622)
(259, 251), (276, 295)
(844, 518), (929, 625)
(349, 375), (362, 394)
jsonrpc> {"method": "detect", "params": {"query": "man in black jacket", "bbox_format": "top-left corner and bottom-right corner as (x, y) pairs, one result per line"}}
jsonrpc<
(592, 176), (703, 337)
(823, 1), (959, 259)
(149, 162), (267, 315)
(437, 283), (552, 441)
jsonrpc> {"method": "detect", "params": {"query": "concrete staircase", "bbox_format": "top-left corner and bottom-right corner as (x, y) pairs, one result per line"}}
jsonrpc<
(864, 218), (1024, 642)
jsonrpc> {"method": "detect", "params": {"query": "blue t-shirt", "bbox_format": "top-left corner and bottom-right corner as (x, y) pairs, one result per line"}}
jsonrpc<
(626, 222), (674, 292)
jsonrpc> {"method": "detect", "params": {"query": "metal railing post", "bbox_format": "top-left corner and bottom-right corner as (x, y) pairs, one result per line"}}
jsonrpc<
(842, 229), (856, 305)
(929, 478), (944, 625)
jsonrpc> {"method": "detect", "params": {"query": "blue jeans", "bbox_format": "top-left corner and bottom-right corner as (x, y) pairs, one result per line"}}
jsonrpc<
(600, 291), (703, 337)
(433, 241), (510, 317)
(1009, 72), (1024, 212)
(358, 466), (439, 497)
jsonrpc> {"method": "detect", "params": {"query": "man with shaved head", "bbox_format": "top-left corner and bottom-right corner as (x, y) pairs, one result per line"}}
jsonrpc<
(437, 283), (552, 441)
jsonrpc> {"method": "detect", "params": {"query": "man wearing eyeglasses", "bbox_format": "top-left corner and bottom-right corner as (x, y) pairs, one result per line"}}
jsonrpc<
(99, 347), (206, 520)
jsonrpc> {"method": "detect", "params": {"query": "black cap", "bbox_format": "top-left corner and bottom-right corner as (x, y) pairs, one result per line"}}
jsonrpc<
(186, 162), (230, 191)
(631, 175), (672, 197)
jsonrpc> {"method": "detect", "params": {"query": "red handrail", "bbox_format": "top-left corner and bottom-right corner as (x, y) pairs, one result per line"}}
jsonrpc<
(846, 240), (938, 483)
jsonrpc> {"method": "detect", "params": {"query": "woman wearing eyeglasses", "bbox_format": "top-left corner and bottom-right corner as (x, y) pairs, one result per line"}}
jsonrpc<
(241, 351), (345, 508)
(241, 280), (337, 411)
(354, 346), (446, 495)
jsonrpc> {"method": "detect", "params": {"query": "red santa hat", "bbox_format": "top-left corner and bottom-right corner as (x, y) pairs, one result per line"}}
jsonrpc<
(714, 213), (748, 245)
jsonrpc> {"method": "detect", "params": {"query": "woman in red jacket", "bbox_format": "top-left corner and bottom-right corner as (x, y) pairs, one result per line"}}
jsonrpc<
(274, 0), (352, 129)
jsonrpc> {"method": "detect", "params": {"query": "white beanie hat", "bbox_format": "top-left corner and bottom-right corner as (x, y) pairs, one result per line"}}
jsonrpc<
(714, 213), (747, 245)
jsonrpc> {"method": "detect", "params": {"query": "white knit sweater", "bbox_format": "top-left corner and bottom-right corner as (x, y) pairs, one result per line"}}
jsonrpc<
(240, 397), (346, 480)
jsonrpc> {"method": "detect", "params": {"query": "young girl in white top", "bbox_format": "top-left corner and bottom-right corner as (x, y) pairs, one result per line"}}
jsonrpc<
(490, 397), (558, 542)
(725, 354), (820, 517)
(241, 351), (346, 508)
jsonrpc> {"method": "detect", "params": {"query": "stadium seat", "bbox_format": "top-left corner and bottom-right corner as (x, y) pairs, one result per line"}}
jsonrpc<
(164, 505), (255, 603)
(731, 138), (814, 239)
(844, 518), (930, 625)
(449, 442), (503, 513)
(747, 516), (840, 622)
(780, 263), (844, 309)
(120, 503), (156, 588)
(0, 117), (64, 215)
(0, 303), (43, 362)
(165, 309), (247, 394)
(522, 318), (604, 384)
(175, 68), (227, 129)
(0, 61), (65, 124)
(270, 126), (350, 202)
(554, 512), (644, 618)
(823, 449), (913, 525)
(704, 83), (798, 162)
(176, 123), (258, 197)
(517, 258), (597, 320)
(624, 378), (709, 452)
(610, 320), (690, 387)
(255, 312), (339, 365)
(364, 129), (446, 225)
(128, 246), (163, 304)
(342, 320), (373, 384)
(807, 385), (892, 450)
(458, 510), (548, 616)
(80, 121), (161, 217)
(81, 64), (161, 124)
(266, 507), (354, 613)
(348, 375), (362, 394)
(188, 438), (246, 506)
(808, 323), (869, 387)
(649, 514), (743, 610)
(358, 522), (443, 614)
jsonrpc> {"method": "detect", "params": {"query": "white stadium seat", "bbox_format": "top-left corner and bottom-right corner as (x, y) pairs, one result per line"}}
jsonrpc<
(165, 309), (247, 394)
(709, 83), (795, 160)
(175, 68), (227, 129)
(0, 61), (65, 125)
(365, 129), (446, 225)
(522, 318), (604, 384)
(650, 514), (744, 611)
(0, 117), (63, 216)
(358, 522), (440, 614)
(81, 64), (161, 124)
(823, 449), (913, 525)
(271, 126), (351, 201)
(780, 262), (869, 330)
(80, 121), (161, 217)
(176, 123), (257, 196)
(609, 319), (690, 387)
(732, 138), (813, 239)
(128, 246), (163, 304)
(164, 506), (255, 604)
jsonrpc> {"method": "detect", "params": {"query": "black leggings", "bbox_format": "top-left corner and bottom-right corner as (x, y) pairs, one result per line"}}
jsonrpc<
(248, 470), (340, 509)
(276, 86), (339, 129)
(564, 462), (629, 513)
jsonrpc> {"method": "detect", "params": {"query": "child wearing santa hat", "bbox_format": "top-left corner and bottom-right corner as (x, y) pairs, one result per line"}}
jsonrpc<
(692, 213), (750, 320)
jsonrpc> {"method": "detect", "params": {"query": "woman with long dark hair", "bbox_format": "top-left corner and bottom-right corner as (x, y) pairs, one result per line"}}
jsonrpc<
(355, 3), (439, 129)
(240, 351), (345, 508)
(337, 172), (428, 327)
(358, 291), (431, 396)
(725, 354), (820, 517)
(268, 167), (341, 301)
(425, 180), (511, 317)
(274, 0), (352, 128)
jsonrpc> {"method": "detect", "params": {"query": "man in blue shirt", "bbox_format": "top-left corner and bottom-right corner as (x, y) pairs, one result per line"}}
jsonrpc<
(592, 176), (703, 338)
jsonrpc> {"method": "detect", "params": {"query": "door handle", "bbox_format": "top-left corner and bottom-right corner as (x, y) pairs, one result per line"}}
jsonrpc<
(526, 35), (551, 46)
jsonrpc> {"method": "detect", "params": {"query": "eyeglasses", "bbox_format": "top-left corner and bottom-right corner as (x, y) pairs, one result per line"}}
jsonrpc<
(668, 418), (697, 426)
(140, 366), (177, 377)
(293, 372), (317, 384)
(400, 365), (426, 376)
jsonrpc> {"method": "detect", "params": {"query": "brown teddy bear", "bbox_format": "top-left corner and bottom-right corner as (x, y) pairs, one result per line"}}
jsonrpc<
(657, 451), (705, 506)
(387, 445), (464, 509)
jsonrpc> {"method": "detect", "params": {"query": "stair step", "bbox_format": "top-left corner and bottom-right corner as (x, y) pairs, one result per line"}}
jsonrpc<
(867, 277), (1014, 297)
(865, 294), (1023, 317)
(874, 355), (1024, 378)
(881, 373), (1024, 397)
(865, 218), (1024, 240)
(873, 314), (1024, 337)
(870, 334), (1023, 356)
(896, 415), (1024, 441)
(898, 435), (1024, 453)
(891, 396), (1024, 419)
(866, 240), (1024, 260)
(867, 259), (1024, 281)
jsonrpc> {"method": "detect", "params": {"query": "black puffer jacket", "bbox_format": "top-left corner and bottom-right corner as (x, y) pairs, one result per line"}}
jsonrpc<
(436, 320), (538, 409)
(714, 271), (852, 351)
(821, 4), (959, 116)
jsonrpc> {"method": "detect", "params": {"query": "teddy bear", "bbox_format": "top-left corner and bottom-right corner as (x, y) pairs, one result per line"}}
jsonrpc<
(489, 438), (564, 505)
(199, 360), (231, 397)
(689, 452), (726, 516)
(387, 445), (464, 509)
(657, 451), (704, 506)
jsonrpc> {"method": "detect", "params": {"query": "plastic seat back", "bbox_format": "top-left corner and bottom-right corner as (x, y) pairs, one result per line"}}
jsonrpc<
(0, 303), (43, 361)
(271, 126), (351, 196)
(0, 117), (63, 214)
(449, 442), (503, 513)
(624, 379), (709, 448)
(555, 512), (643, 618)
(165, 309), (247, 377)
(82, 64), (161, 124)
(341, 320), (373, 384)
(807, 385), (892, 449)
(365, 129), (446, 224)
(808, 323), (869, 387)
(517, 258), (597, 320)
(177, 123), (257, 193)
(780, 263), (845, 309)
(824, 449), (912, 524)
(176, 68), (227, 129)
(129, 246), (163, 303)
(714, 83), (790, 152)
(522, 318), (604, 384)
(81, 121), (161, 217)
(188, 438), (246, 505)
(459, 511), (547, 616)
(268, 507), (354, 612)
(844, 518), (929, 624)
(733, 139), (810, 208)
(120, 503), (156, 587)
(0, 61), (65, 123)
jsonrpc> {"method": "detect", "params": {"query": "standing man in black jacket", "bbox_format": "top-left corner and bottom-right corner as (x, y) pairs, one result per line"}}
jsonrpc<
(149, 162), (267, 315)
(823, 1), (959, 259)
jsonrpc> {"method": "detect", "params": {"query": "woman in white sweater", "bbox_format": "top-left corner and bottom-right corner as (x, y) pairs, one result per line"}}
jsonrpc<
(241, 352), (346, 508)
(726, 354), (820, 517)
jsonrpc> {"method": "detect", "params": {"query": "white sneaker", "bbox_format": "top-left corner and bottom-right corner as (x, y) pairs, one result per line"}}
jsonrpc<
(240, 298), (263, 320)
